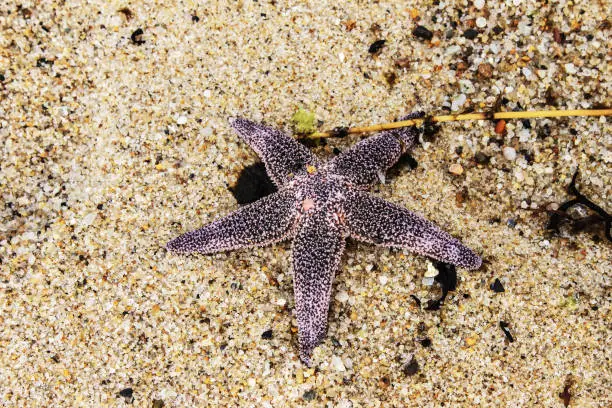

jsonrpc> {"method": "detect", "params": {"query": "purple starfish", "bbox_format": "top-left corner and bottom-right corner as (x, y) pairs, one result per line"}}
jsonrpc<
(167, 114), (482, 365)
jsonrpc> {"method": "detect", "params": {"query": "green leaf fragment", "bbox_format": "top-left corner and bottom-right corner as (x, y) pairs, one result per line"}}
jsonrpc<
(291, 108), (317, 134)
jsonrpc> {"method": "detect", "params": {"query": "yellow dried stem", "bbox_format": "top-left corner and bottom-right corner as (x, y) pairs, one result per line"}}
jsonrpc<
(307, 108), (612, 138)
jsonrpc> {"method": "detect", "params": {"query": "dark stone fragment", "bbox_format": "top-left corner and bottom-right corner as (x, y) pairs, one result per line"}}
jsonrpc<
(474, 152), (490, 165)
(435, 262), (457, 291)
(559, 383), (571, 407)
(118, 7), (133, 20)
(546, 170), (611, 242)
(118, 388), (134, 403)
(368, 39), (386, 54)
(463, 29), (478, 40)
(36, 57), (53, 67)
(537, 124), (551, 139)
(0, 73), (5, 81)
(330, 127), (349, 138)
(363, 72), (371, 79)
(585, 33), (593, 41)
(491, 278), (505, 293)
(410, 294), (421, 307)
(521, 119), (531, 129)
(492, 26), (504, 35)
(97, 203), (104, 210)
(445, 29), (454, 39)
(420, 338), (432, 347)
(332, 147), (341, 155)
(499, 321), (515, 342)
(455, 146), (463, 155)
(402, 357), (419, 376)
(192, 15), (200, 22)
(229, 162), (277, 204)
(303, 390), (317, 401)
(261, 329), (273, 340)
(422, 121), (441, 142)
(520, 150), (534, 164)
(413, 25), (433, 40)
(425, 262), (457, 311)
(153, 400), (165, 408)
(383, 70), (397, 87)
(131, 28), (145, 45)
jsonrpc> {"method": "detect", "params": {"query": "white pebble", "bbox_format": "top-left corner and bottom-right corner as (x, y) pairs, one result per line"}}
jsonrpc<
(379, 275), (388, 285)
(502, 146), (517, 161)
(518, 129), (531, 142)
(422, 277), (435, 286)
(451, 94), (466, 111)
(247, 378), (256, 387)
(424, 262), (439, 278)
(203, 89), (212, 98)
(331, 355), (346, 372)
(176, 115), (188, 125)
(276, 298), (287, 307)
(201, 126), (213, 137)
(476, 17), (487, 28)
(564, 63), (577, 74)
(474, 0), (485, 9)
(335, 290), (349, 303)
(81, 212), (97, 227)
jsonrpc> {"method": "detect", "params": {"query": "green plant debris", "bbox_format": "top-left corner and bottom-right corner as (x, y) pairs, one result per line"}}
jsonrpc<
(291, 108), (317, 134)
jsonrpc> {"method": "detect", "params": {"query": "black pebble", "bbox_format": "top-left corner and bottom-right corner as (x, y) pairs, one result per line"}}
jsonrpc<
(463, 28), (479, 40)
(492, 26), (504, 35)
(303, 390), (317, 401)
(368, 39), (386, 54)
(413, 25), (433, 40)
(332, 147), (342, 155)
(330, 127), (349, 138)
(229, 162), (277, 204)
(425, 262), (457, 311)
(499, 321), (515, 342)
(402, 357), (420, 376)
(192, 15), (200, 22)
(420, 338), (432, 348)
(474, 152), (490, 165)
(118, 388), (134, 403)
(261, 329), (273, 340)
(491, 278), (505, 293)
(131, 28), (145, 45)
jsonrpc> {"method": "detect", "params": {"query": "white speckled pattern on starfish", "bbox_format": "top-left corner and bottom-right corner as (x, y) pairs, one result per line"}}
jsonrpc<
(167, 115), (482, 366)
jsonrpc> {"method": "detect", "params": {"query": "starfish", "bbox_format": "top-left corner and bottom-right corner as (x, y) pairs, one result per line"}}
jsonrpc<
(167, 114), (482, 365)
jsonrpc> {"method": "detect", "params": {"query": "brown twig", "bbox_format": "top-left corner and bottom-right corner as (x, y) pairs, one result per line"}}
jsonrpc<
(306, 108), (612, 138)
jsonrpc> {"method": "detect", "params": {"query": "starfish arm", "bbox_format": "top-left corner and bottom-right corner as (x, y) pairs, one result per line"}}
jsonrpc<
(326, 113), (423, 187)
(292, 207), (346, 366)
(230, 118), (319, 186)
(342, 190), (482, 269)
(166, 189), (298, 254)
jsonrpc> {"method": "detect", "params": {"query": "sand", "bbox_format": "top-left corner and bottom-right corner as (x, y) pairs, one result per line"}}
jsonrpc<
(0, 0), (610, 406)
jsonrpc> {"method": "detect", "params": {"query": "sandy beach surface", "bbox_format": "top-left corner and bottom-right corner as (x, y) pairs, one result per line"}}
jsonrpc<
(1, 0), (610, 406)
